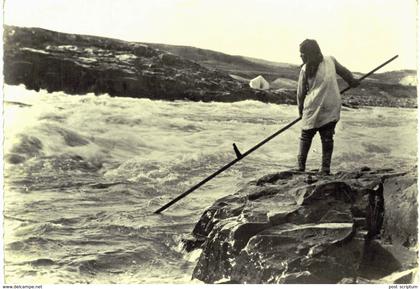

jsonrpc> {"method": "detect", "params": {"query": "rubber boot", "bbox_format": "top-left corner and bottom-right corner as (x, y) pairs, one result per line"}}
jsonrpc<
(321, 139), (334, 175)
(297, 137), (312, 171)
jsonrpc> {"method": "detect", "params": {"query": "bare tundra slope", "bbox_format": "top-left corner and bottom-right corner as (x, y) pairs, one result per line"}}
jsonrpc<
(3, 25), (417, 107)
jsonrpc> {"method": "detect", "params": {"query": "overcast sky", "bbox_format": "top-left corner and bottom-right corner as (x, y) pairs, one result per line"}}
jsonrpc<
(4, 0), (418, 72)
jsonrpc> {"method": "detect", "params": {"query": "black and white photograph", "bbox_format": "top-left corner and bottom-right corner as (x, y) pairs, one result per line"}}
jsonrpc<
(1, 0), (418, 285)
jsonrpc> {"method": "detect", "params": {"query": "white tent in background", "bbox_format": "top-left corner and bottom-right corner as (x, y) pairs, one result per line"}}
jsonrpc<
(249, 75), (270, 90)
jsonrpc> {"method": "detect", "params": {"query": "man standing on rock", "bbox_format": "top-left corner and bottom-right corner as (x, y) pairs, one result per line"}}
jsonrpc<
(297, 39), (359, 174)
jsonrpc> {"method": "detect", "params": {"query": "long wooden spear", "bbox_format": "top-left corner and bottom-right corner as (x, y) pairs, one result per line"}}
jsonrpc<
(154, 55), (398, 214)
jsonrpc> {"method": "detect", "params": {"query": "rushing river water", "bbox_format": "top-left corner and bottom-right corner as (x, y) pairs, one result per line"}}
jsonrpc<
(3, 84), (417, 284)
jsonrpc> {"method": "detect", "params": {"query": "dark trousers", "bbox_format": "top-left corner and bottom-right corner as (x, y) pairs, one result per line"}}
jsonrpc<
(298, 121), (337, 173)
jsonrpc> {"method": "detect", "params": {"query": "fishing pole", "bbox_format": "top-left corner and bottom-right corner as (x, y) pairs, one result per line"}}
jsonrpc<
(154, 54), (398, 214)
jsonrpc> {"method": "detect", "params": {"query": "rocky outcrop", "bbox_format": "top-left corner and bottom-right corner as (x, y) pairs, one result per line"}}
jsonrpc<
(185, 167), (418, 284)
(3, 25), (295, 104)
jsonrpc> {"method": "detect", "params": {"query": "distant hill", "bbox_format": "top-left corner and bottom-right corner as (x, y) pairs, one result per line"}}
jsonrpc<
(3, 25), (417, 108)
(146, 42), (417, 107)
(145, 43), (416, 87)
(369, 70), (417, 86)
(143, 43), (300, 81)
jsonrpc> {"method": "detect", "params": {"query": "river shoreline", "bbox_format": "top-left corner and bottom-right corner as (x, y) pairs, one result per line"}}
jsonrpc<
(4, 25), (417, 109)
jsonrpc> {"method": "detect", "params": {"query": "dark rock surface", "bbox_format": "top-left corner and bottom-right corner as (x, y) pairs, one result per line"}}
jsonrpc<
(382, 170), (418, 247)
(186, 167), (418, 284)
(4, 25), (417, 108)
